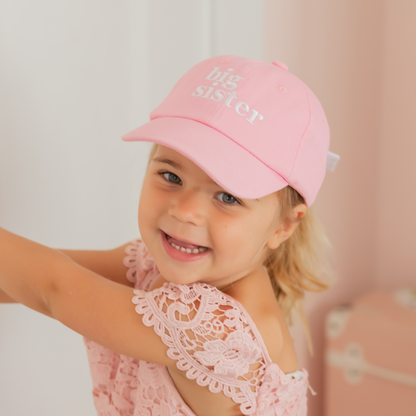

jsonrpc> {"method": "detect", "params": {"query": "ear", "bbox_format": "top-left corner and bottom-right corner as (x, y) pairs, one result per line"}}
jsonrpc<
(266, 204), (307, 250)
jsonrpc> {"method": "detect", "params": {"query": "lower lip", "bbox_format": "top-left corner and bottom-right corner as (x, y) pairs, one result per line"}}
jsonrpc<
(160, 231), (211, 263)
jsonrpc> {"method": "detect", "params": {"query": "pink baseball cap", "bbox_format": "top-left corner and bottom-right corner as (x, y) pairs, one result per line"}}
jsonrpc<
(122, 55), (336, 206)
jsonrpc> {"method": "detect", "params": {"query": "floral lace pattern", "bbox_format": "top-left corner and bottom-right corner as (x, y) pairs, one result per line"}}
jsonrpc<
(194, 331), (261, 377)
(255, 364), (308, 415)
(84, 239), (309, 416)
(123, 238), (156, 288)
(133, 282), (266, 414)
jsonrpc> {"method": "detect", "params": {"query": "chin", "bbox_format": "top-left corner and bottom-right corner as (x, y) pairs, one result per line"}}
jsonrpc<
(158, 267), (200, 286)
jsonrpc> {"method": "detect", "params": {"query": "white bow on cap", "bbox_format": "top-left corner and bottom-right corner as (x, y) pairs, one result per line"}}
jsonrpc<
(326, 151), (340, 172)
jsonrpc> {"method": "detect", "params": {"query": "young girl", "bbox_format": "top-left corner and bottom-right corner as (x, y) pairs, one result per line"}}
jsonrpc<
(0, 55), (338, 416)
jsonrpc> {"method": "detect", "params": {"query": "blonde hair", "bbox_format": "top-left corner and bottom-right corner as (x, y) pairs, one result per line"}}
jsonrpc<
(264, 186), (331, 353)
(147, 143), (331, 353)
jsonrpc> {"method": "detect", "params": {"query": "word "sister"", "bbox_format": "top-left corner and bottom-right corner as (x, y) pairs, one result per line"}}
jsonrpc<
(191, 67), (264, 125)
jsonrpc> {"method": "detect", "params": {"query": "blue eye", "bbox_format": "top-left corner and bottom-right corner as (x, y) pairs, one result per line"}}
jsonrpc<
(162, 172), (182, 185)
(216, 192), (239, 205)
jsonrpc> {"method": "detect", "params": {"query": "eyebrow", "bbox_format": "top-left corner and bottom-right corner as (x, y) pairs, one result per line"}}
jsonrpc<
(152, 156), (258, 201)
(153, 157), (182, 171)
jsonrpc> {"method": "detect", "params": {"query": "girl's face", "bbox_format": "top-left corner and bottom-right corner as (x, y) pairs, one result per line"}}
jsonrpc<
(138, 145), (285, 288)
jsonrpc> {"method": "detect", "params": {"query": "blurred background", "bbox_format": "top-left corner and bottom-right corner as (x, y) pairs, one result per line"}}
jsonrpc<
(0, 1), (415, 415)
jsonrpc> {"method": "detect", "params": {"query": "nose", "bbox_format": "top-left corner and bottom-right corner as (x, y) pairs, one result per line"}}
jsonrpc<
(168, 188), (206, 226)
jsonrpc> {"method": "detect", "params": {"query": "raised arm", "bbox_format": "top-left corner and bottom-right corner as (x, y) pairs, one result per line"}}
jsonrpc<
(58, 244), (134, 287)
(0, 227), (170, 365)
(0, 241), (133, 304)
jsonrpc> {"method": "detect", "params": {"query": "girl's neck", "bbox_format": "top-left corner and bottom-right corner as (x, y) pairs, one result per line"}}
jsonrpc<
(149, 265), (269, 296)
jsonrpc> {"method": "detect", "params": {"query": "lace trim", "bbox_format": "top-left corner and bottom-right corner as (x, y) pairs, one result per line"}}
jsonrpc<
(255, 365), (308, 415)
(132, 282), (268, 415)
(123, 238), (156, 287)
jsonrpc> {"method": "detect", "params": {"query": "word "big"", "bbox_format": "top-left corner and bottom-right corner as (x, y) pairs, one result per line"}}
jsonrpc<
(191, 67), (264, 125)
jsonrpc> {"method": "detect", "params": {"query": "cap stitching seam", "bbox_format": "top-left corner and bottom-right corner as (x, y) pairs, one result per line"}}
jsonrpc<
(287, 83), (312, 181)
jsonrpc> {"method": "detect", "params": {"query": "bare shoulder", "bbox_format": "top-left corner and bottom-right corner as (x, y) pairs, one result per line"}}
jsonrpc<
(239, 291), (285, 363)
(228, 270), (299, 374)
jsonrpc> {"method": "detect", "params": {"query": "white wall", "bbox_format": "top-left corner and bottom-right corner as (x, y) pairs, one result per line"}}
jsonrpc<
(0, 2), (145, 414)
(0, 1), (264, 415)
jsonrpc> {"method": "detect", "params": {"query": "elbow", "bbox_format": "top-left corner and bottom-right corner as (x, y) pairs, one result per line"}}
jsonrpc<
(40, 254), (72, 319)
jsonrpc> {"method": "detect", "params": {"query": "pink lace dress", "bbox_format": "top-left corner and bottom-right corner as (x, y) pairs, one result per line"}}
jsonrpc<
(84, 239), (309, 416)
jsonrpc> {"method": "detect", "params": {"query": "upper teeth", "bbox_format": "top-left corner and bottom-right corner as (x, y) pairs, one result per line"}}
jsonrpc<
(167, 236), (207, 253)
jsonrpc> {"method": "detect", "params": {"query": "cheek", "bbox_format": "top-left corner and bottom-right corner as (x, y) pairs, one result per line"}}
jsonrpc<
(137, 191), (147, 237)
(213, 215), (269, 254)
(226, 211), (277, 255)
(138, 180), (159, 232)
(138, 197), (147, 231)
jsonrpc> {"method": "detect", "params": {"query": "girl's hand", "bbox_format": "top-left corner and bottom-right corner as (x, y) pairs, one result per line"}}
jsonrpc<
(0, 227), (171, 366)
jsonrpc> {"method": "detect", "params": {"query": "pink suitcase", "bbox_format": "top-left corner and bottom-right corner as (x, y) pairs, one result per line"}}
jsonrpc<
(324, 288), (416, 415)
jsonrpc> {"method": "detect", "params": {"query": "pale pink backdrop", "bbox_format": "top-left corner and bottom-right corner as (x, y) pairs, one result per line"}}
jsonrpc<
(265, 1), (416, 415)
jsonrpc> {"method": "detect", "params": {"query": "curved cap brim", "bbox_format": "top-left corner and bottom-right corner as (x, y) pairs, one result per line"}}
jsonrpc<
(122, 117), (288, 200)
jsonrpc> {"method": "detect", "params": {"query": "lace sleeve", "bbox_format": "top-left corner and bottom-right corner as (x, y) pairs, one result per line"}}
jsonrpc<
(132, 282), (268, 415)
(123, 239), (156, 288)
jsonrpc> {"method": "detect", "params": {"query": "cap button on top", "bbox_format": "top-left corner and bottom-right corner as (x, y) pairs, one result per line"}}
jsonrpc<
(272, 60), (288, 71)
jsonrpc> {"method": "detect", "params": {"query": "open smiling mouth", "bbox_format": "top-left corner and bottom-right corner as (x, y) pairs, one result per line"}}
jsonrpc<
(163, 232), (208, 254)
